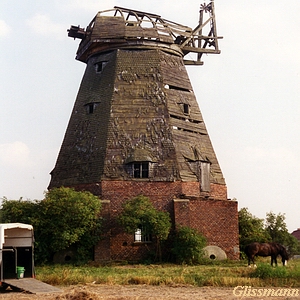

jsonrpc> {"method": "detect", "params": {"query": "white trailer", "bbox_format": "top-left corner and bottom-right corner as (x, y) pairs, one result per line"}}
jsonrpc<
(0, 223), (61, 294)
(0, 223), (34, 282)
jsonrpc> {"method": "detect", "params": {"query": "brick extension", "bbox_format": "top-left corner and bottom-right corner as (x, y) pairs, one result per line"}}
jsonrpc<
(72, 181), (239, 261)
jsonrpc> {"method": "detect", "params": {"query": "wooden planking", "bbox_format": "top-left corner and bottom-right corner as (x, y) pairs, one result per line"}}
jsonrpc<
(92, 16), (125, 39)
(4, 278), (62, 294)
(165, 89), (205, 121)
(91, 15), (173, 43)
(170, 118), (207, 134)
(159, 52), (193, 90)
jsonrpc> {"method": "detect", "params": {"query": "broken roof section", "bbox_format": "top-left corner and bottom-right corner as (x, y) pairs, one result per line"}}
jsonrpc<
(68, 2), (222, 65)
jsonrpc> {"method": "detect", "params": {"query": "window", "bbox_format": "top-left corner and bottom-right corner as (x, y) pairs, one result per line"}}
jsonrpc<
(86, 103), (95, 114)
(95, 61), (107, 73)
(134, 228), (152, 243)
(183, 103), (190, 115)
(84, 102), (99, 114)
(133, 162), (149, 178)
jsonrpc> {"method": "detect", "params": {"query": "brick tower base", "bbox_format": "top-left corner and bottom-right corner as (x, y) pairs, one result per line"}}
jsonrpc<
(74, 180), (239, 262)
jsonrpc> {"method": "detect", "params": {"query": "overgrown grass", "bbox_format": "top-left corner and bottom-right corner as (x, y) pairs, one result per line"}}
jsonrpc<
(249, 261), (300, 287)
(35, 259), (300, 288)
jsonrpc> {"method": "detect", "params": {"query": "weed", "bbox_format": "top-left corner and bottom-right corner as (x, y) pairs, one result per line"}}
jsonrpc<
(250, 262), (300, 279)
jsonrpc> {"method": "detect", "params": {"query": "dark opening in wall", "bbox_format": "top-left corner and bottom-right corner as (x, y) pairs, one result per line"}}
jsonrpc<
(85, 102), (100, 114)
(183, 103), (190, 114)
(133, 162), (149, 178)
(167, 85), (191, 93)
(170, 114), (202, 124)
(95, 61), (108, 73)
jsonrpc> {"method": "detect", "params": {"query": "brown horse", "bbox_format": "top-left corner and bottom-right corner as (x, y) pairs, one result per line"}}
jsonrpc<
(244, 242), (289, 267)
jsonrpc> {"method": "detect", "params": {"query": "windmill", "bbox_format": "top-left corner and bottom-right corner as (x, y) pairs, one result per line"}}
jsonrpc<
(49, 2), (239, 262)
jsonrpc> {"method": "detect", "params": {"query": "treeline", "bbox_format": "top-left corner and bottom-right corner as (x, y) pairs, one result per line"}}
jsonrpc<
(0, 189), (205, 265)
(1, 188), (299, 264)
(239, 208), (300, 256)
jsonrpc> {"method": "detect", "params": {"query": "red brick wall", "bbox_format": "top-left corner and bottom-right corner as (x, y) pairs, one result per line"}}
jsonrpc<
(181, 182), (200, 197)
(93, 181), (183, 261)
(210, 183), (228, 200)
(73, 180), (239, 261)
(189, 199), (239, 260)
(173, 199), (190, 228)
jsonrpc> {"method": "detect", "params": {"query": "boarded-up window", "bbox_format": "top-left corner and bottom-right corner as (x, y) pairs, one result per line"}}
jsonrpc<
(200, 162), (210, 192)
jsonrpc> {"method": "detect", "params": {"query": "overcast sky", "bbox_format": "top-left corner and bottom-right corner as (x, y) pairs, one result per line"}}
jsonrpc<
(1, 0), (299, 232)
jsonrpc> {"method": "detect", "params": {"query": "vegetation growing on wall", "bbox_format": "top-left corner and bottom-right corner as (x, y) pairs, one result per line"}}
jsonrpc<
(118, 195), (171, 262)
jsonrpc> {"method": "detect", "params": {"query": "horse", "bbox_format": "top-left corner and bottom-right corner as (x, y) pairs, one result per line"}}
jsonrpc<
(244, 242), (289, 267)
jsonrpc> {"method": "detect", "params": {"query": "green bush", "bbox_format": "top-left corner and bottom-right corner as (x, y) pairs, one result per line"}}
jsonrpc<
(1, 187), (102, 264)
(0, 197), (37, 224)
(171, 226), (206, 265)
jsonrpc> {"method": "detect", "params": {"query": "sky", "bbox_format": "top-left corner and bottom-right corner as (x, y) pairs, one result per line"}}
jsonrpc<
(0, 0), (299, 232)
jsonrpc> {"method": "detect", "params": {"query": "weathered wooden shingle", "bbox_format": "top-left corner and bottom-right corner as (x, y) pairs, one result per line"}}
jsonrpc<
(49, 6), (225, 188)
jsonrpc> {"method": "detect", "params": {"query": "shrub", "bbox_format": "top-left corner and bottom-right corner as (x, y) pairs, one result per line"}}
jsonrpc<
(1, 187), (102, 264)
(171, 226), (206, 265)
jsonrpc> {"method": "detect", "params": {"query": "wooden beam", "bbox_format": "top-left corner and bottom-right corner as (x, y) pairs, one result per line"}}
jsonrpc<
(179, 17), (212, 48)
(183, 60), (204, 65)
(182, 46), (221, 54)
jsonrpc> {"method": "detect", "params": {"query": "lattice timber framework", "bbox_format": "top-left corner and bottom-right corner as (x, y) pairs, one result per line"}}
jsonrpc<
(49, 2), (239, 261)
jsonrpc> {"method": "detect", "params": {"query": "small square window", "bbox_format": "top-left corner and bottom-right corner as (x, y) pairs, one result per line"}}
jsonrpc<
(133, 162), (149, 178)
(134, 228), (152, 243)
(95, 61), (107, 73)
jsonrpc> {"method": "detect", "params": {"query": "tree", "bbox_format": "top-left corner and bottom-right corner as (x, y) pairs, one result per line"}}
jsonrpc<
(118, 195), (171, 261)
(238, 208), (300, 257)
(238, 207), (269, 252)
(265, 211), (289, 243)
(0, 197), (38, 224)
(0, 187), (102, 263)
(37, 187), (102, 263)
(171, 226), (206, 265)
(265, 211), (300, 256)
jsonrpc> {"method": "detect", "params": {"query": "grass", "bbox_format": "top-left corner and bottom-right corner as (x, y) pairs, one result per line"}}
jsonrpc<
(35, 258), (300, 288)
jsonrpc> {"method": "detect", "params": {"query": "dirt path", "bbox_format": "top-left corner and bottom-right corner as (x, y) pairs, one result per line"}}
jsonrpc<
(0, 284), (299, 300)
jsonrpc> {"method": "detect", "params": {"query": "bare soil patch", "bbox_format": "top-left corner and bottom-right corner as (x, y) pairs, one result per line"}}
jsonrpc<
(0, 284), (299, 300)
